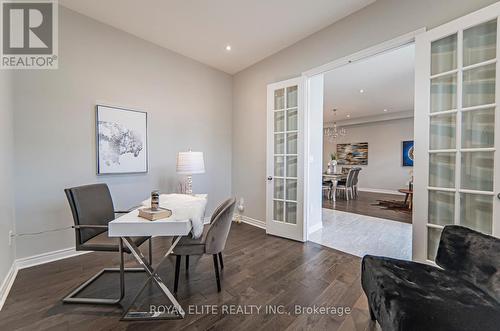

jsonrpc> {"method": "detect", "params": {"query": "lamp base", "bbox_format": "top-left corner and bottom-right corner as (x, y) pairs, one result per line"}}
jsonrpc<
(186, 175), (193, 195)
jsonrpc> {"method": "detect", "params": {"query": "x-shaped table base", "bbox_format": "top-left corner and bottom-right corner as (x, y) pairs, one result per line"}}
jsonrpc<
(121, 236), (185, 321)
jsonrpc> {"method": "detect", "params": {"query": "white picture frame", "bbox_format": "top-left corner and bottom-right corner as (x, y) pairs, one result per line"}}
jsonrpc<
(96, 105), (148, 174)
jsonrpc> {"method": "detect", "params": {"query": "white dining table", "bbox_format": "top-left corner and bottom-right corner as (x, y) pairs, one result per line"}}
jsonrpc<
(108, 194), (206, 321)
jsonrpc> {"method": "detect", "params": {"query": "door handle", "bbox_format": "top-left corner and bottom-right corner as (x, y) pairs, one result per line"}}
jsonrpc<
(267, 176), (273, 181)
(498, 193), (500, 200)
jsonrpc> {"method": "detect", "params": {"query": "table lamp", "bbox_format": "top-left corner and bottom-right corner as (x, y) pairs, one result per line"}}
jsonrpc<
(176, 151), (205, 195)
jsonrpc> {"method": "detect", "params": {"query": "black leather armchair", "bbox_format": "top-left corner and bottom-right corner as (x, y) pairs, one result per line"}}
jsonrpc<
(63, 183), (152, 304)
(362, 225), (500, 331)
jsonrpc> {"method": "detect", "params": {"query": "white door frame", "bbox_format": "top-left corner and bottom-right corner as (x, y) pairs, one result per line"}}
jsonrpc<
(301, 28), (425, 242)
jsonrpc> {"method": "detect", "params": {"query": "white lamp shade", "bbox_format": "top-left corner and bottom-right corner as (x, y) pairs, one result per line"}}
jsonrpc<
(176, 151), (205, 174)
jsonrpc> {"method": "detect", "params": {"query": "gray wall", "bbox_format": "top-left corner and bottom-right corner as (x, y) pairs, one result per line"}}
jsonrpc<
(323, 118), (414, 192)
(232, 0), (498, 221)
(13, 7), (233, 259)
(0, 71), (15, 291)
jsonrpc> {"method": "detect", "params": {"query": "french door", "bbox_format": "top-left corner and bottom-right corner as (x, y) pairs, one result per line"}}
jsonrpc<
(266, 77), (305, 242)
(414, 2), (500, 262)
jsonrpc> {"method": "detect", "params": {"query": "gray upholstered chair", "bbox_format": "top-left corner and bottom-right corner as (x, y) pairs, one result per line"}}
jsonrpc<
(172, 198), (236, 293)
(63, 183), (152, 304)
(352, 167), (361, 198)
(335, 168), (357, 200)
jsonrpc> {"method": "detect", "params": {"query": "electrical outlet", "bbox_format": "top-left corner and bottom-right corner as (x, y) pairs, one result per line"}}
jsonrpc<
(8, 230), (13, 246)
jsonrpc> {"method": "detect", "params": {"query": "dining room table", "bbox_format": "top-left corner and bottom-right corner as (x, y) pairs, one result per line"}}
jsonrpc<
(323, 172), (348, 202)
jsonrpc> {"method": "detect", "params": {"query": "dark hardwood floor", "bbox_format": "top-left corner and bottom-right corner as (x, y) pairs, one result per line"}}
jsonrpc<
(0, 223), (379, 331)
(323, 191), (412, 224)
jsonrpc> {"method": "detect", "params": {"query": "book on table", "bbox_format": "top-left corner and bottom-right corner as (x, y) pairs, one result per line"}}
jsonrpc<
(138, 207), (172, 221)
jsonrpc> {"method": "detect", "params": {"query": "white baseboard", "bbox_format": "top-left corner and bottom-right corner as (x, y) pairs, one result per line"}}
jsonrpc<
(0, 247), (91, 311)
(15, 247), (90, 270)
(0, 263), (18, 311)
(358, 187), (405, 196)
(236, 215), (266, 230)
(308, 222), (323, 235)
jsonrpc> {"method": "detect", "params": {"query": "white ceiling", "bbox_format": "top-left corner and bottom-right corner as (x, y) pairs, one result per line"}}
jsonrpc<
(59, 0), (375, 74)
(323, 44), (415, 124)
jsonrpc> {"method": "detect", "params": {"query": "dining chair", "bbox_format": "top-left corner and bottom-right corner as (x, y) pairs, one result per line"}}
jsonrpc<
(172, 197), (236, 293)
(63, 183), (152, 304)
(335, 168), (357, 200)
(352, 167), (361, 198)
(322, 180), (333, 200)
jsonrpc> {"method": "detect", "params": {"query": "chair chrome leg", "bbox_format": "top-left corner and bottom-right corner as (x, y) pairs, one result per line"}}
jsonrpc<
(213, 254), (221, 292)
(63, 239), (144, 305)
(148, 237), (153, 265)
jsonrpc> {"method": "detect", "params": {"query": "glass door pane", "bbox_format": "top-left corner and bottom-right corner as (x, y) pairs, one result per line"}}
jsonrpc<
(274, 89), (284, 110)
(461, 151), (494, 191)
(430, 114), (456, 149)
(462, 108), (495, 148)
(429, 153), (455, 188)
(430, 74), (457, 112)
(428, 190), (455, 226)
(462, 63), (496, 107)
(460, 193), (493, 233)
(431, 34), (457, 75)
(427, 227), (443, 261)
(463, 20), (497, 66)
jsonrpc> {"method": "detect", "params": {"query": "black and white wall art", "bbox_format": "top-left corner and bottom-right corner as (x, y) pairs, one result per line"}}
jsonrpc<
(96, 105), (148, 174)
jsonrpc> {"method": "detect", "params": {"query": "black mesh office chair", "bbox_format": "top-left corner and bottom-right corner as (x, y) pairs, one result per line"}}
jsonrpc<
(63, 183), (152, 304)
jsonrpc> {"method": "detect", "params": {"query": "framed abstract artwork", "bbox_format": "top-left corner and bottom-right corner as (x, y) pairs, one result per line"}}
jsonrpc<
(336, 142), (368, 165)
(402, 140), (414, 167)
(96, 105), (148, 174)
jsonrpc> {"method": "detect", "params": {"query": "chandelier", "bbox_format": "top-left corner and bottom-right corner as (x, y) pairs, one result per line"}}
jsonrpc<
(324, 109), (346, 142)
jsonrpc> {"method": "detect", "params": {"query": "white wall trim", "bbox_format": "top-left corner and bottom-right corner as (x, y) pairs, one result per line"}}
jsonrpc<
(358, 187), (405, 195)
(238, 215), (266, 230)
(307, 222), (322, 235)
(15, 247), (91, 270)
(0, 263), (18, 311)
(0, 247), (92, 311)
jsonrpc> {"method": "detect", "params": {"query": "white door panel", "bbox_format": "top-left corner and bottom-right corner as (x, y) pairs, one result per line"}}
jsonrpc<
(266, 77), (305, 242)
(414, 2), (500, 263)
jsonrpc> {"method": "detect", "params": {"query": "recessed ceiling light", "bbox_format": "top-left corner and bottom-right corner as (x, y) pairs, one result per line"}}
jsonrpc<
(359, 89), (364, 93)
(225, 45), (232, 51)
(346, 114), (351, 118)
(383, 109), (388, 112)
